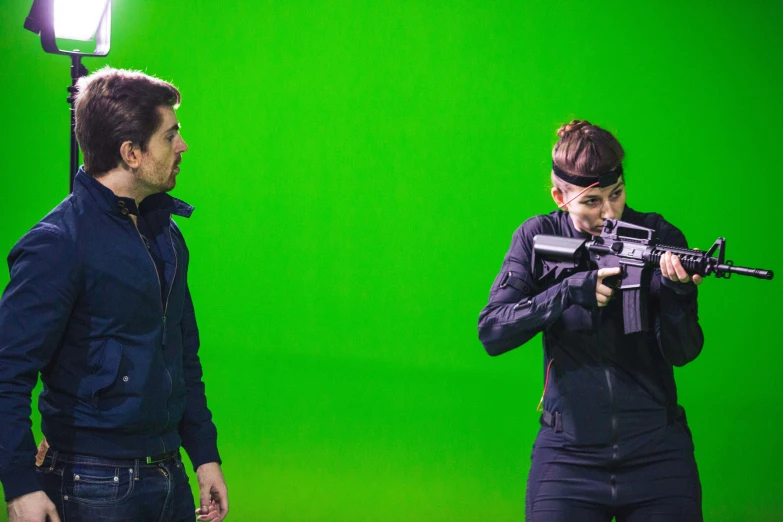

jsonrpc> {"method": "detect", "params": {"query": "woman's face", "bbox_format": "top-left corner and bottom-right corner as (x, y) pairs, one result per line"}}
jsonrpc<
(552, 177), (627, 235)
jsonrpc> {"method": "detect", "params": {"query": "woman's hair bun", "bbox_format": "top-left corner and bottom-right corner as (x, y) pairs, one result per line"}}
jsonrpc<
(557, 120), (593, 138)
(552, 119), (624, 180)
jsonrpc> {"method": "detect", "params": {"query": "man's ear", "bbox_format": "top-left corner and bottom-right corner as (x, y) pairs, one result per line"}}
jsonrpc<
(551, 186), (567, 209)
(119, 141), (142, 169)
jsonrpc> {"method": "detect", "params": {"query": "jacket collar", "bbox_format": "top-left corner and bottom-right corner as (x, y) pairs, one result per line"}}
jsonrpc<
(73, 168), (194, 218)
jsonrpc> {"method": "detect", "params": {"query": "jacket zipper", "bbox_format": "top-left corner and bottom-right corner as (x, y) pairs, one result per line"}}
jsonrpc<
(163, 225), (177, 439)
(133, 216), (177, 451)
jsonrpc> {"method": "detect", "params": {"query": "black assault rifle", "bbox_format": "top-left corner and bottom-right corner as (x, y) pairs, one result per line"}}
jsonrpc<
(533, 219), (774, 334)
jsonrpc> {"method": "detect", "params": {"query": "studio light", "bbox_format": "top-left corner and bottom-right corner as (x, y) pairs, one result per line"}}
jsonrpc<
(24, 0), (112, 191)
(54, 0), (111, 45)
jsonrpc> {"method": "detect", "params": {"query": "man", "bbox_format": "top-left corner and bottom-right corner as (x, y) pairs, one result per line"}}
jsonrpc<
(0, 68), (228, 522)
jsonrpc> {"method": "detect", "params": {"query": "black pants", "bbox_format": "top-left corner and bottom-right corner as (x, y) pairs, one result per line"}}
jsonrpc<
(526, 421), (702, 522)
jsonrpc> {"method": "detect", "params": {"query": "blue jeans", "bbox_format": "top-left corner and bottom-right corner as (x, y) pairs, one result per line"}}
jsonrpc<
(36, 449), (196, 522)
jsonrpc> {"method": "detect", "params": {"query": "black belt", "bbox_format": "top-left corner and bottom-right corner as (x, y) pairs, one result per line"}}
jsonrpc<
(541, 405), (685, 433)
(146, 449), (179, 464)
(46, 448), (180, 466)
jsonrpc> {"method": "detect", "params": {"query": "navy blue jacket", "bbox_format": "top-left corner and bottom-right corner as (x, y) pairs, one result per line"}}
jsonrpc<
(478, 208), (703, 451)
(0, 170), (220, 501)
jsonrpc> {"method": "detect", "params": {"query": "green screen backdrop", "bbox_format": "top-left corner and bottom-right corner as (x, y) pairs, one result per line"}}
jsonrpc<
(1, 1), (781, 520)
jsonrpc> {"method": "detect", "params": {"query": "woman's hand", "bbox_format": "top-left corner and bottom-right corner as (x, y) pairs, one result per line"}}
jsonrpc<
(660, 251), (703, 286)
(596, 267), (622, 307)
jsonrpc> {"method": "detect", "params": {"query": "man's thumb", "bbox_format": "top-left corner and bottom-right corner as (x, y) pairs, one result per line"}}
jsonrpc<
(48, 504), (62, 522)
(200, 489), (211, 514)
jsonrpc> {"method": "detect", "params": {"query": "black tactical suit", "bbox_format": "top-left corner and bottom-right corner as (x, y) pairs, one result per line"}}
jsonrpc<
(479, 207), (703, 522)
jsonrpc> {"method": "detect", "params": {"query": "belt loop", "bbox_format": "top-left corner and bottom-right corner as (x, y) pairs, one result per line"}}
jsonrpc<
(554, 412), (563, 433)
(541, 410), (564, 433)
(133, 458), (140, 481)
(48, 450), (58, 472)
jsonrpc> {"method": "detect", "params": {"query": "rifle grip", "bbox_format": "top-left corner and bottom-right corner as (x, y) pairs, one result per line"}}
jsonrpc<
(603, 273), (623, 289)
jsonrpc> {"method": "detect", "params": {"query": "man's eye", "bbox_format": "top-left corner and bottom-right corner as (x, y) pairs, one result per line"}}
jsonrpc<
(584, 199), (599, 206)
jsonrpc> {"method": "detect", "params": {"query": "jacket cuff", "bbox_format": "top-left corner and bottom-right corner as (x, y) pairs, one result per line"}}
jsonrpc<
(565, 270), (598, 308)
(185, 440), (222, 472)
(1, 464), (41, 502)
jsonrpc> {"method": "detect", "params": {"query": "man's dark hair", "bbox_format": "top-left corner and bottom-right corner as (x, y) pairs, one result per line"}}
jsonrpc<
(74, 67), (181, 176)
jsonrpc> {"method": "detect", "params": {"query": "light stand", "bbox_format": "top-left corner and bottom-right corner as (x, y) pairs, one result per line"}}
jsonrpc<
(24, 0), (112, 192)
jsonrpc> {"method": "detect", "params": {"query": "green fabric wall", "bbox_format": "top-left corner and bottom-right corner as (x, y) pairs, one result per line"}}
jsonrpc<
(1, 1), (781, 520)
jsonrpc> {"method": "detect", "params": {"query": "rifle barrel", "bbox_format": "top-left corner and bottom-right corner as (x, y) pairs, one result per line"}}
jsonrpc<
(717, 264), (774, 280)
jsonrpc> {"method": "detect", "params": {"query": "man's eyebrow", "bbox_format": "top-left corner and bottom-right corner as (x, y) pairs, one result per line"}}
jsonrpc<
(165, 123), (181, 133)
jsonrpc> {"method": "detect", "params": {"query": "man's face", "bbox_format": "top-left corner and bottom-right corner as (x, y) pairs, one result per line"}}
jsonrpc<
(136, 106), (188, 195)
(557, 177), (626, 235)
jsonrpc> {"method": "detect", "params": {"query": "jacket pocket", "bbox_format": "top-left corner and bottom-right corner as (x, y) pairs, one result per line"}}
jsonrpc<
(90, 339), (123, 408)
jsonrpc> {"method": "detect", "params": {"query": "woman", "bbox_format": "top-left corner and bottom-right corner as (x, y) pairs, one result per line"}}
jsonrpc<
(478, 120), (704, 521)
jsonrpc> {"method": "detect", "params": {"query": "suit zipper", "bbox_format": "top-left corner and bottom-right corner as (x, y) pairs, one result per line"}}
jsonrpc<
(594, 307), (619, 503)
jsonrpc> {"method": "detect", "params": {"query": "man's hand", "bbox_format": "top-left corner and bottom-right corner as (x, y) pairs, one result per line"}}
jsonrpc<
(596, 267), (622, 307)
(195, 462), (228, 521)
(7, 490), (60, 522)
(35, 438), (50, 467)
(660, 251), (703, 286)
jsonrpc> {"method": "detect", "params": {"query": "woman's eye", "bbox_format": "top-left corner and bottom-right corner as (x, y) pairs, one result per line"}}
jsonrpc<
(610, 191), (622, 200)
(584, 199), (599, 206)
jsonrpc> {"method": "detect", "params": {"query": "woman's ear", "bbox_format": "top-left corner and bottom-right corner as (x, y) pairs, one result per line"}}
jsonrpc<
(551, 186), (567, 209)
